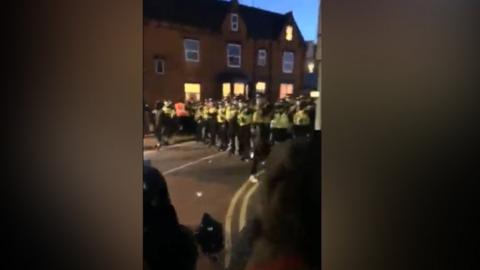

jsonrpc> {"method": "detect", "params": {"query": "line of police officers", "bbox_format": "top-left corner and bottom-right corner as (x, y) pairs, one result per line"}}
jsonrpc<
(148, 93), (315, 175)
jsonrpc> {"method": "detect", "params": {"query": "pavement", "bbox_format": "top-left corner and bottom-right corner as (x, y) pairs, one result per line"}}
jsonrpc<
(144, 140), (266, 270)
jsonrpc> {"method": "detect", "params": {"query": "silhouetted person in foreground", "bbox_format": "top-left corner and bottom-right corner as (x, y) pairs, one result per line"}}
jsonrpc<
(143, 165), (198, 270)
(230, 132), (321, 270)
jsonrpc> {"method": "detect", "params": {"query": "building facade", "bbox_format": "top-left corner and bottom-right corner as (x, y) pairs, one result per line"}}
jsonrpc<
(303, 41), (319, 95)
(144, 0), (306, 105)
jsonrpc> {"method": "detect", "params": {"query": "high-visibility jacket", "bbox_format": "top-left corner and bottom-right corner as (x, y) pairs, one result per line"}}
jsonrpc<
(175, 102), (189, 117)
(217, 108), (227, 123)
(208, 107), (217, 120)
(252, 109), (271, 125)
(237, 109), (253, 127)
(194, 107), (203, 123)
(226, 106), (238, 121)
(271, 112), (291, 129)
(202, 107), (211, 119)
(162, 106), (176, 119)
(293, 110), (311, 126)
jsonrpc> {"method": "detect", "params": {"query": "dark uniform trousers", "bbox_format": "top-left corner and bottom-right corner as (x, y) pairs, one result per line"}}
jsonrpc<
(195, 120), (204, 142)
(293, 125), (310, 139)
(208, 118), (217, 146)
(218, 122), (228, 150)
(238, 124), (251, 159)
(250, 123), (271, 175)
(227, 120), (238, 154)
(271, 128), (289, 143)
(161, 117), (174, 145)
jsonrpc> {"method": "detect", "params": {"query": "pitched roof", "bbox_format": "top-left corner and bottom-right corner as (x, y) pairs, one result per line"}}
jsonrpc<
(144, 0), (303, 41)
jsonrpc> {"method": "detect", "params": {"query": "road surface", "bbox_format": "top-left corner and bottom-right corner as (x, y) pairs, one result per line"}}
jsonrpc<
(144, 141), (265, 270)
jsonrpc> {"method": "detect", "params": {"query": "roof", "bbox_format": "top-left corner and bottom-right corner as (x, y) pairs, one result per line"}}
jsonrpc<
(144, 0), (304, 41)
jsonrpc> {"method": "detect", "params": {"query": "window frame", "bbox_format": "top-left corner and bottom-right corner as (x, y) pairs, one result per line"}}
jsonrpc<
(282, 51), (295, 73)
(154, 58), (165, 75)
(183, 39), (200, 62)
(231, 13), (239, 32)
(257, 49), (267, 66)
(227, 43), (242, 68)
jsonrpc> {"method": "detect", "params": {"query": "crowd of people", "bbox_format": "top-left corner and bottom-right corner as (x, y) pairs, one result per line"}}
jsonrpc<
(145, 93), (316, 160)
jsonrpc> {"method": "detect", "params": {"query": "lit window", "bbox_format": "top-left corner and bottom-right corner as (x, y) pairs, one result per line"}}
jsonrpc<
(184, 39), (200, 62)
(310, 91), (320, 98)
(308, 62), (315, 73)
(227, 43), (241, 68)
(233, 83), (245, 96)
(257, 49), (267, 66)
(282, 51), (295, 73)
(222, 83), (231, 97)
(256, 82), (266, 93)
(279, 83), (294, 99)
(286, 25), (293, 41)
(154, 58), (165, 74)
(184, 83), (201, 101)
(231, 14), (239, 32)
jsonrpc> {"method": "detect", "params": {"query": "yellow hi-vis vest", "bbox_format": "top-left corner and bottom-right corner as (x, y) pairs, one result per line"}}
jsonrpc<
(202, 107), (210, 119)
(162, 107), (176, 118)
(271, 112), (291, 129)
(237, 109), (252, 127)
(226, 106), (238, 121)
(293, 110), (311, 126)
(194, 107), (203, 122)
(252, 109), (271, 125)
(217, 108), (226, 123)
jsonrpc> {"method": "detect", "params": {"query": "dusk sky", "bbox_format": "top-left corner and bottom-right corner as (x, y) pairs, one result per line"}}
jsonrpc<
(239, 0), (319, 41)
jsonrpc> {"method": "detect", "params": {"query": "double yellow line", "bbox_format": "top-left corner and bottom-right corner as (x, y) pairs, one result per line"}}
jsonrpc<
(224, 170), (264, 268)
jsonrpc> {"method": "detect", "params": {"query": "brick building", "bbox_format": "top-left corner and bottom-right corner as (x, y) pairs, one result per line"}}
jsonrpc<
(144, 0), (306, 105)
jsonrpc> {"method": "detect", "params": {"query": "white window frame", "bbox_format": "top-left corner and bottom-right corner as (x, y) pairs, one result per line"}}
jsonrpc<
(282, 51), (295, 73)
(231, 13), (239, 32)
(257, 49), (267, 66)
(227, 43), (242, 68)
(154, 58), (165, 75)
(184, 39), (200, 62)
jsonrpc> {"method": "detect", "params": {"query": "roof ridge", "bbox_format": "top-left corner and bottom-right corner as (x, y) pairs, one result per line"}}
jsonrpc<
(238, 3), (288, 17)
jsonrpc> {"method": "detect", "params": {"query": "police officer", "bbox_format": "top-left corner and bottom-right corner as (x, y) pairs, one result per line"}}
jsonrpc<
(270, 100), (291, 143)
(251, 93), (272, 175)
(207, 100), (218, 147)
(237, 99), (253, 161)
(161, 100), (177, 145)
(202, 100), (211, 144)
(194, 102), (204, 142)
(292, 97), (312, 139)
(226, 98), (239, 156)
(216, 101), (228, 151)
(153, 100), (163, 149)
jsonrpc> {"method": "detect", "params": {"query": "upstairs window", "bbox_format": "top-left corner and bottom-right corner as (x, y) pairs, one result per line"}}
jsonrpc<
(184, 39), (200, 62)
(282, 51), (295, 73)
(154, 58), (165, 74)
(257, 49), (267, 66)
(231, 13), (239, 32)
(308, 61), (315, 73)
(286, 25), (293, 41)
(227, 43), (241, 68)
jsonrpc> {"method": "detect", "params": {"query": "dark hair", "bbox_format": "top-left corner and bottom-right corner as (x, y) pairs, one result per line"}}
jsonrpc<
(253, 135), (321, 268)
